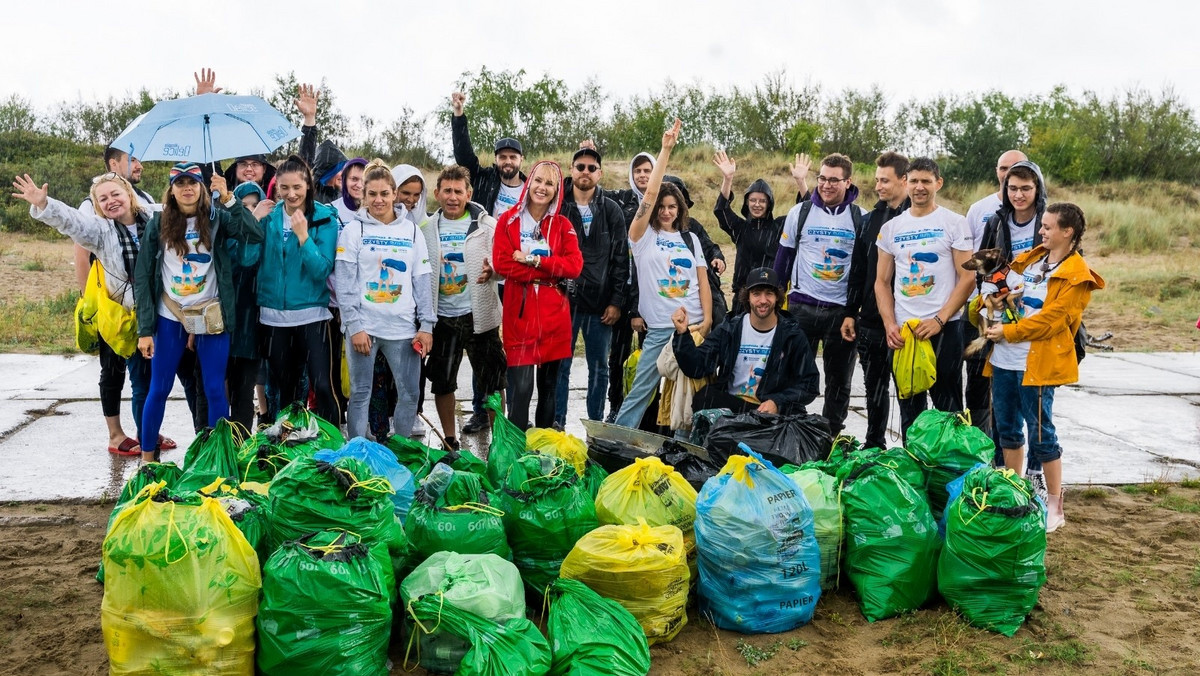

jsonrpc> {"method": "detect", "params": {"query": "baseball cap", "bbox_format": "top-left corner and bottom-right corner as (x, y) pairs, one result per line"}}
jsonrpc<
(745, 267), (781, 291)
(572, 147), (602, 165)
(169, 163), (204, 185)
(494, 137), (523, 155)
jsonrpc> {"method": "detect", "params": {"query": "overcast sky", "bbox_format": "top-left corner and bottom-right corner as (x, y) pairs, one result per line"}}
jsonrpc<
(8, 0), (1199, 130)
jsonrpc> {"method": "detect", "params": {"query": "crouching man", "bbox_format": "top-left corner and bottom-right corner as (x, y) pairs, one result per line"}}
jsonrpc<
(672, 267), (820, 415)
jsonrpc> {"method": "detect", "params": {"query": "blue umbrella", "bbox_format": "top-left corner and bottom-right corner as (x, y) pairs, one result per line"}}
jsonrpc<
(110, 93), (300, 164)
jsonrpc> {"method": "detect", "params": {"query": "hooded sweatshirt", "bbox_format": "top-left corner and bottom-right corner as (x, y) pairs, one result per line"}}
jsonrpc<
(222, 154), (277, 192)
(332, 157), (369, 225)
(979, 160), (1047, 263)
(311, 140), (348, 205)
(605, 152), (656, 226)
(491, 160), (584, 366)
(715, 178), (785, 301)
(391, 164), (429, 225)
(772, 184), (862, 307)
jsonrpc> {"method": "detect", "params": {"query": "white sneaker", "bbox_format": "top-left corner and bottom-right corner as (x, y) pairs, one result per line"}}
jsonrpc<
(1029, 470), (1049, 507)
(1045, 493), (1066, 533)
(409, 416), (428, 438)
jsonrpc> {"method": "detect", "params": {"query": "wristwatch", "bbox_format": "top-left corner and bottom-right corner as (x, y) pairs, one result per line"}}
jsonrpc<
(524, 254), (536, 264)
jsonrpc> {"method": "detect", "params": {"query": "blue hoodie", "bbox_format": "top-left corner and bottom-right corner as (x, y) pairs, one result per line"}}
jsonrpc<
(247, 201), (340, 311)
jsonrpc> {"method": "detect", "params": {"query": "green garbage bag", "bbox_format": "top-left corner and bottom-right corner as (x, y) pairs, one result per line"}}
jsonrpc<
(500, 454), (599, 592)
(938, 466), (1047, 636)
(269, 456), (399, 598)
(781, 466), (843, 590)
(386, 434), (494, 490)
(833, 446), (926, 494)
(546, 578), (651, 676)
(400, 551), (525, 674)
(841, 462), (939, 621)
(526, 428), (608, 498)
(486, 391), (526, 487)
(198, 477), (273, 566)
(275, 401), (345, 450)
(178, 419), (243, 491)
(98, 462), (185, 583)
(405, 596), (552, 676)
(905, 409), (995, 516)
(404, 464), (511, 562)
(235, 428), (322, 485)
(256, 530), (391, 675)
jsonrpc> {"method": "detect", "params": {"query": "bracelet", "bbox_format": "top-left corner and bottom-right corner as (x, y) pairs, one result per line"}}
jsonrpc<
(534, 256), (541, 268)
(933, 316), (944, 327)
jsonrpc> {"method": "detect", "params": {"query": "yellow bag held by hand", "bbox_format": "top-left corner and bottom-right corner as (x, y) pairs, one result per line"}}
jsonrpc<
(893, 318), (937, 400)
(559, 518), (690, 645)
(74, 261), (101, 355)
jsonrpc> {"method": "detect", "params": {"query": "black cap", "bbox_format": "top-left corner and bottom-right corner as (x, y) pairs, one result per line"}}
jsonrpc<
(745, 267), (781, 292)
(494, 137), (523, 155)
(572, 147), (602, 165)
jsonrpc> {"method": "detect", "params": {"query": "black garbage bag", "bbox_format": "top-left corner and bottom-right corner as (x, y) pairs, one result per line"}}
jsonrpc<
(705, 412), (832, 468)
(661, 443), (721, 491)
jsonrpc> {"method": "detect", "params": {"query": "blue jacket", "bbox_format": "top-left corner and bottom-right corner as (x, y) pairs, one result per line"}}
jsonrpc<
(248, 201), (339, 311)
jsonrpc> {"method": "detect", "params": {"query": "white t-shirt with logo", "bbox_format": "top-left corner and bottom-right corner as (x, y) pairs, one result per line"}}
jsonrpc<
(965, 193), (1002, 250)
(778, 204), (856, 305)
(1007, 215), (1037, 257)
(729, 315), (775, 401)
(159, 216), (217, 320)
(493, 183), (522, 218)
(578, 203), (593, 238)
(519, 211), (552, 257)
(630, 229), (707, 329)
(877, 206), (973, 324)
(436, 212), (472, 318)
(337, 217), (431, 341)
(986, 255), (1053, 371)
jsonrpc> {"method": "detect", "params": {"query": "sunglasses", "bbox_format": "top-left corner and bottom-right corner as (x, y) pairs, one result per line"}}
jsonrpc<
(574, 163), (599, 173)
(92, 171), (124, 184)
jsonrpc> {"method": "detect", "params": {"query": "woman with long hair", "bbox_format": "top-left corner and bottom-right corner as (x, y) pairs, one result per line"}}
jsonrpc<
(492, 160), (583, 430)
(613, 119), (712, 429)
(133, 163), (263, 462)
(13, 171), (166, 455)
(335, 160), (435, 439)
(983, 202), (1104, 533)
(247, 154), (341, 423)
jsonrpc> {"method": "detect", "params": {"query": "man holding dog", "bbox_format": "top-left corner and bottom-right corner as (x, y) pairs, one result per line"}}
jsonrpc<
(671, 267), (820, 416)
(875, 158), (976, 437)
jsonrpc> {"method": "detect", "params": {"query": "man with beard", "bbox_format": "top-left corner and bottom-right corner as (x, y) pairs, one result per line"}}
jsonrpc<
(670, 267), (819, 415)
(554, 146), (627, 426)
(450, 91), (527, 217)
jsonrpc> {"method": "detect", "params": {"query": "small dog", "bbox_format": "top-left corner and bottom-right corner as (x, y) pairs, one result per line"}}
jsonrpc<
(961, 248), (1024, 356)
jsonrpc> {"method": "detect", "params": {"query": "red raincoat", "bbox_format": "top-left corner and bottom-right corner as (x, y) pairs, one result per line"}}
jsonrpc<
(493, 161), (584, 367)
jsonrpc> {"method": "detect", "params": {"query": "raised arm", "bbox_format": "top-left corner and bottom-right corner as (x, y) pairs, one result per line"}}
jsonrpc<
(296, 83), (319, 167)
(450, 92), (482, 178)
(629, 118), (681, 244)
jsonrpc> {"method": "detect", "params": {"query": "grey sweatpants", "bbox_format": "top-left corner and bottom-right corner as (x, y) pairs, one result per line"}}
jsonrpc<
(346, 336), (421, 440)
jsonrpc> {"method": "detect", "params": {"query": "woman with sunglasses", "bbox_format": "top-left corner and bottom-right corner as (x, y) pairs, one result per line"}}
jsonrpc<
(133, 163), (263, 462)
(13, 171), (164, 456)
(983, 202), (1104, 533)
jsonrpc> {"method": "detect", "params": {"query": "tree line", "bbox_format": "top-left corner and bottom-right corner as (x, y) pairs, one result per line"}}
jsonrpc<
(2, 68), (1199, 188)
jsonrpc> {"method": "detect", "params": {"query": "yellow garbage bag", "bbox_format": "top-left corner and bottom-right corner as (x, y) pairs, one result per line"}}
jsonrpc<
(559, 519), (689, 645)
(101, 483), (261, 675)
(594, 457), (698, 576)
(892, 318), (937, 400)
(526, 428), (588, 477)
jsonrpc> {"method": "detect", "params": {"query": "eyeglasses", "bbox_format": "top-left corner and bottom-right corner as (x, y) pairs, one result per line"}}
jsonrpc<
(1007, 185), (1035, 195)
(574, 163), (599, 173)
(816, 175), (847, 185)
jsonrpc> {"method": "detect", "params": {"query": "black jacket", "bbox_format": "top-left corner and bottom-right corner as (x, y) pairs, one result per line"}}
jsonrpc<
(311, 139), (348, 205)
(560, 181), (629, 315)
(714, 178), (786, 301)
(845, 197), (910, 329)
(672, 312), (820, 415)
(451, 114), (526, 216)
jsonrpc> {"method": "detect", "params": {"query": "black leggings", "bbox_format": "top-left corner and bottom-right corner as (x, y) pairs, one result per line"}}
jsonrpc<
(264, 320), (339, 424)
(225, 356), (259, 430)
(507, 361), (561, 430)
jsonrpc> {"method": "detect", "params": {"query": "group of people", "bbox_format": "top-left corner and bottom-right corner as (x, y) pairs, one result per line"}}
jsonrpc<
(11, 71), (1103, 534)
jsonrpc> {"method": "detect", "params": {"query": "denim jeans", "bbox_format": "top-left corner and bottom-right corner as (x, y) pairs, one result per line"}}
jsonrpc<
(990, 366), (1061, 464)
(613, 327), (673, 428)
(345, 336), (421, 440)
(555, 310), (613, 425)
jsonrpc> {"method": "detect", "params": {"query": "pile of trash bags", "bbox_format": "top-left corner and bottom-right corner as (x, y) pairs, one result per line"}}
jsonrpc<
(236, 402), (345, 484)
(905, 409), (995, 517)
(405, 463), (510, 562)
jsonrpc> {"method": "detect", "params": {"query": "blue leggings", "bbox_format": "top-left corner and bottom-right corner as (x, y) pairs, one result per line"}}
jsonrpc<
(141, 315), (230, 452)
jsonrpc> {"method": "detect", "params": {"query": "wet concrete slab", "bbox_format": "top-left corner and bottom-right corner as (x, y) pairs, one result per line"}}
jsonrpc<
(1, 351), (1197, 501)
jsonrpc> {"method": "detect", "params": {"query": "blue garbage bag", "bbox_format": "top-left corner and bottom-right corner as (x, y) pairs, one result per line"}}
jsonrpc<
(694, 446), (822, 634)
(938, 462), (987, 538)
(315, 437), (415, 520)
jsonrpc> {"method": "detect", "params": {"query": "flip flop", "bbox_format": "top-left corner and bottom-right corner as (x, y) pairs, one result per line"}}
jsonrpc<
(158, 435), (178, 450)
(108, 438), (142, 456)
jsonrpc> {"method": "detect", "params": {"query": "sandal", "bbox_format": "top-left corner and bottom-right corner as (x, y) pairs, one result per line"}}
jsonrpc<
(158, 435), (178, 450)
(108, 438), (142, 456)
